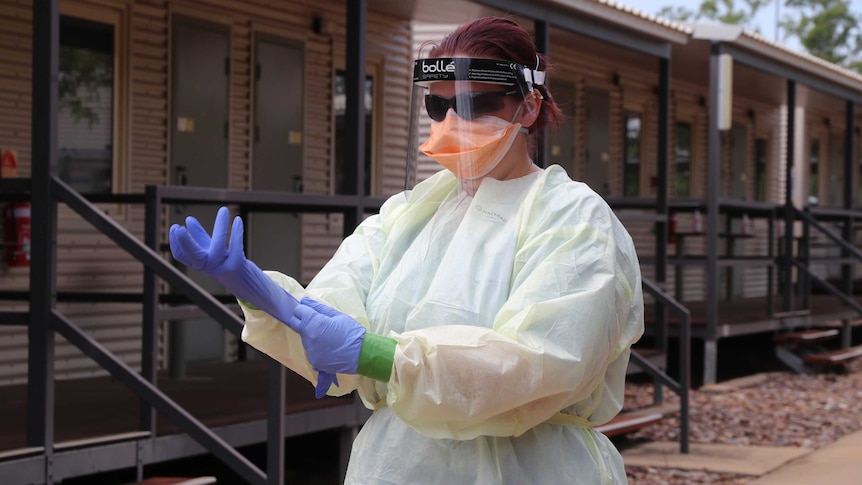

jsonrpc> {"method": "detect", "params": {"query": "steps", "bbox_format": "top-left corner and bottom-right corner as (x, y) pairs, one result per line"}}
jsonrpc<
(774, 328), (862, 374)
(773, 329), (839, 345)
(803, 345), (862, 367)
(596, 412), (663, 438)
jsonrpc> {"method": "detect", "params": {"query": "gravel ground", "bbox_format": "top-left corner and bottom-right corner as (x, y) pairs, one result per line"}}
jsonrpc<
(620, 359), (862, 484)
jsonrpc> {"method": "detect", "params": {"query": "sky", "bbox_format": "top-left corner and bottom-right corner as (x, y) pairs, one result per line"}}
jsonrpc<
(620, 0), (862, 51)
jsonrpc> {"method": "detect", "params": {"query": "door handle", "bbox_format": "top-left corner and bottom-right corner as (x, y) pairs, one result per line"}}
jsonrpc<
(175, 166), (188, 186)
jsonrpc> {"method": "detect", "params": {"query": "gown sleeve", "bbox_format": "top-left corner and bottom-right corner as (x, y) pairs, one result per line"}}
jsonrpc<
(239, 191), (410, 396)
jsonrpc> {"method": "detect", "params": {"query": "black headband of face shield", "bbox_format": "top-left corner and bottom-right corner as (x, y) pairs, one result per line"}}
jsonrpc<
(413, 57), (536, 93)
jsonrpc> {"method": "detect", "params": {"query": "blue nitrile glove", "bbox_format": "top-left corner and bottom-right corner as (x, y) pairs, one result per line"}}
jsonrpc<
(289, 297), (367, 398)
(169, 206), (298, 324)
(288, 297), (398, 398)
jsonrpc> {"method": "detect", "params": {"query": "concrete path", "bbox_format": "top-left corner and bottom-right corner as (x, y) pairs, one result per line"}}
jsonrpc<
(747, 429), (862, 485)
(623, 431), (862, 484)
(622, 441), (812, 476)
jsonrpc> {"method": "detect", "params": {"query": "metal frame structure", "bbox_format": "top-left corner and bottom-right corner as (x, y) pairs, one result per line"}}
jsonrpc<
(689, 39), (862, 383)
(634, 280), (691, 453)
(1, 1), (703, 482)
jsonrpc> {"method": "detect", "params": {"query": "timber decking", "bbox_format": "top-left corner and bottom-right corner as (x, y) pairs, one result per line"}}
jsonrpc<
(644, 294), (862, 338)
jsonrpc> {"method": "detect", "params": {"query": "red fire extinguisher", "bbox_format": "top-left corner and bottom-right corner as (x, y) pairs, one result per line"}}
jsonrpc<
(5, 202), (31, 267)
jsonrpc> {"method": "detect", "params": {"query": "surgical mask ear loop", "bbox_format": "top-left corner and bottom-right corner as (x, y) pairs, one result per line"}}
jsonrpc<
(509, 98), (534, 134)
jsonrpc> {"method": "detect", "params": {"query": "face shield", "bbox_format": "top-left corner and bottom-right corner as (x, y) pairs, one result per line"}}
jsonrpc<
(404, 57), (546, 194)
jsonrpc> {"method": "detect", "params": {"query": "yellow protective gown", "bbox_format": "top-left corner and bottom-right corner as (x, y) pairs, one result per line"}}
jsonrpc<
(241, 165), (644, 484)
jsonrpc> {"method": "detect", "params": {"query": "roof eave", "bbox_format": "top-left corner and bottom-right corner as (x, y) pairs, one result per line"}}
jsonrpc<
(690, 21), (862, 94)
(545, 0), (691, 44)
(735, 34), (862, 94)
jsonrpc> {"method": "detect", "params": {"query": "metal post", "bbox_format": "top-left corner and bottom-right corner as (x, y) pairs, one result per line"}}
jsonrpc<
(679, 310), (690, 454)
(767, 212), (775, 313)
(534, 19), (549, 169)
(844, 101), (855, 211)
(141, 186), (160, 438)
(266, 359), (285, 485)
(704, 43), (723, 385)
(783, 81), (796, 312)
(28, 4), (59, 484)
(801, 208), (810, 308)
(842, 101), (855, 322)
(344, 0), (367, 230)
(655, 56), (670, 401)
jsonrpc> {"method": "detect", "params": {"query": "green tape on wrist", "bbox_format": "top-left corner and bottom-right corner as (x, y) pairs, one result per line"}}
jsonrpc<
(357, 332), (397, 382)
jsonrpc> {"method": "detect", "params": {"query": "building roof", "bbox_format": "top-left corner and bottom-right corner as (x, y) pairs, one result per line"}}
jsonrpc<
(592, 0), (693, 34)
(578, 0), (862, 96)
(687, 20), (862, 95)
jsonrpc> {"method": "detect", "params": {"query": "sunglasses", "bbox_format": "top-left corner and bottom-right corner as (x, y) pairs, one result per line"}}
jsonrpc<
(424, 90), (518, 122)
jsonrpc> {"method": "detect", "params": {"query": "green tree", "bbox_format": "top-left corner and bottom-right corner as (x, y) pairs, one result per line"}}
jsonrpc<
(781, 0), (862, 72)
(657, 5), (697, 22)
(658, 0), (771, 31)
(58, 45), (112, 126)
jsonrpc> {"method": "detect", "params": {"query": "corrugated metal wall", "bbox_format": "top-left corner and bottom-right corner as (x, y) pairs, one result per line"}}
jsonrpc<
(0, 0), (146, 384)
(1, 0), (36, 384)
(0, 0), (412, 385)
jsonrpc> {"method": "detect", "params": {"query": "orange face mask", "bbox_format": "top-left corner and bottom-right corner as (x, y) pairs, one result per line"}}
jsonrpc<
(419, 111), (524, 180)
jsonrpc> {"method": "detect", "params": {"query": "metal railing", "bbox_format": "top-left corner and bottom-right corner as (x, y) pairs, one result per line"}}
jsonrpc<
(792, 207), (862, 338)
(634, 278), (691, 454)
(0, 176), (382, 484)
(53, 177), (276, 484)
(3, 177), (696, 481)
(608, 201), (691, 454)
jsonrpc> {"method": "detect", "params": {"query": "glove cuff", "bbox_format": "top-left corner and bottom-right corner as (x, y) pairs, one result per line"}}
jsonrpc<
(357, 332), (396, 382)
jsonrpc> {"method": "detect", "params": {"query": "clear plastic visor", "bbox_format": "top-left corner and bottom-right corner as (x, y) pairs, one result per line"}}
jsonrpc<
(404, 58), (543, 192)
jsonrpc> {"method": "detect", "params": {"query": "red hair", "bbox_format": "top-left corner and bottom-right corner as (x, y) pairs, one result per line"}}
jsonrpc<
(428, 17), (563, 134)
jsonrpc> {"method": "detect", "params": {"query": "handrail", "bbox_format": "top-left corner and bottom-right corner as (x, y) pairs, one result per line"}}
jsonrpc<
(10, 180), (693, 467)
(152, 184), (387, 211)
(807, 206), (862, 219)
(796, 208), (862, 261)
(794, 262), (862, 315)
(53, 178), (247, 336)
(51, 177), (275, 484)
(784, 207), (862, 341)
(11, 178), (387, 483)
(716, 198), (779, 215)
(50, 310), (267, 484)
(638, 277), (691, 454)
(606, 198), (690, 454)
(666, 197), (778, 215)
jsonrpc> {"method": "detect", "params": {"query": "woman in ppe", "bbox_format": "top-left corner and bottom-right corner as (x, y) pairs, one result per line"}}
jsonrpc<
(170, 16), (643, 484)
